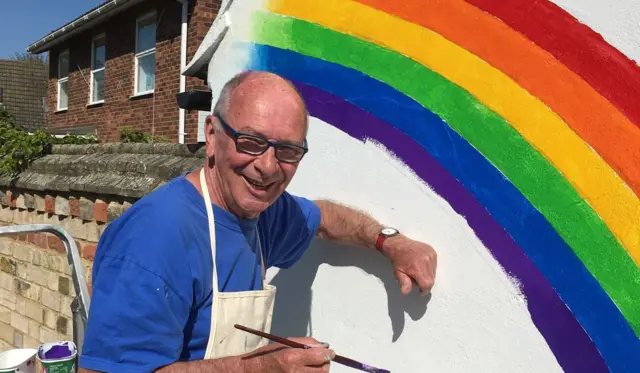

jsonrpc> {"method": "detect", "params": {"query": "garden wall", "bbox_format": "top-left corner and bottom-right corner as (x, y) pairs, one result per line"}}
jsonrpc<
(0, 143), (203, 351)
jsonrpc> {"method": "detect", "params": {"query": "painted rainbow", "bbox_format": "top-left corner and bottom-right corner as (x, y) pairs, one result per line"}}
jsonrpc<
(186, 0), (640, 372)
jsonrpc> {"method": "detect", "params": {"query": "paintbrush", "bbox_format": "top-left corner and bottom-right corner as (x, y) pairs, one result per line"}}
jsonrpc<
(234, 324), (391, 373)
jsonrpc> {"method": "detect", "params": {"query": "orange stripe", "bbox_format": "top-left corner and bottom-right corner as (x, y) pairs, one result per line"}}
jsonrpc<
(356, 0), (640, 197)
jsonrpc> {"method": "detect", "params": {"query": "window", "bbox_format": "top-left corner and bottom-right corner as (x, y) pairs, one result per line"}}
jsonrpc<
(57, 50), (69, 111)
(90, 34), (106, 104)
(134, 12), (156, 95)
(0, 87), (4, 104)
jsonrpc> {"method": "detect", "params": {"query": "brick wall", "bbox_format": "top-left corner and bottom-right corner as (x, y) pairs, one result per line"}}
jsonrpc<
(0, 143), (203, 352)
(0, 232), (81, 352)
(0, 197), (102, 352)
(45, 0), (219, 143)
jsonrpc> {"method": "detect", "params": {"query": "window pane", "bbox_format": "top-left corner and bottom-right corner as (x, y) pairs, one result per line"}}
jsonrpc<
(59, 53), (69, 78)
(93, 37), (106, 69)
(92, 69), (105, 102)
(136, 16), (156, 53)
(137, 53), (155, 93)
(59, 80), (68, 109)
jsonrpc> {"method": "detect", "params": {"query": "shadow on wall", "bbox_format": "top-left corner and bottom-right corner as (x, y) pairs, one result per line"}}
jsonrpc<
(269, 239), (431, 342)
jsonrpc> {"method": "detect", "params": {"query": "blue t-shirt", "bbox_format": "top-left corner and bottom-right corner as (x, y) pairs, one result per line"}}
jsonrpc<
(78, 174), (321, 373)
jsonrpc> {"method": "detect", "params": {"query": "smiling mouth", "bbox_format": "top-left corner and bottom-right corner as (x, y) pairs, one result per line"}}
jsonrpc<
(242, 175), (273, 191)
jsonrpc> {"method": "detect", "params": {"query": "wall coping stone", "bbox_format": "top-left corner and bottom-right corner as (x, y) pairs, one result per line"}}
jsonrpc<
(50, 143), (206, 157)
(0, 143), (206, 198)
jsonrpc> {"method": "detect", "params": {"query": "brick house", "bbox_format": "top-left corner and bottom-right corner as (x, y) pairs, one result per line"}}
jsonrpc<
(0, 59), (48, 131)
(26, 0), (219, 143)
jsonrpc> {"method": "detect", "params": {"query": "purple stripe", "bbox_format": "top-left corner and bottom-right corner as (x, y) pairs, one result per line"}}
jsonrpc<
(293, 80), (604, 367)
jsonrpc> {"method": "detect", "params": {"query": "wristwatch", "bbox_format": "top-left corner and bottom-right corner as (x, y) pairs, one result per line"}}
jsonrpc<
(376, 227), (400, 251)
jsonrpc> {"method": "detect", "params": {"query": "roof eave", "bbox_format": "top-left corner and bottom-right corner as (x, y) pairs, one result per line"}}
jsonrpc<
(26, 0), (147, 54)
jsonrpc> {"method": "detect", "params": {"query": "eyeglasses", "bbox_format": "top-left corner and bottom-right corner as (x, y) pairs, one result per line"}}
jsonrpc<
(215, 113), (308, 163)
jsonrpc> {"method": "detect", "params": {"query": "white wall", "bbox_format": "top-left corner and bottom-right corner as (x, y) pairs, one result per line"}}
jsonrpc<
(552, 0), (640, 62)
(194, 0), (639, 371)
(265, 120), (563, 373)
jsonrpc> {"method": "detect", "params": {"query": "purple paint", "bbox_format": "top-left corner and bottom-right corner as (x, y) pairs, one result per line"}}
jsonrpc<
(38, 342), (74, 360)
(292, 81), (605, 369)
(43, 345), (71, 359)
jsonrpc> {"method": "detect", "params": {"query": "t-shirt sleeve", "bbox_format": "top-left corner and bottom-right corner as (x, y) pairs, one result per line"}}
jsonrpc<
(78, 206), (192, 373)
(264, 192), (321, 269)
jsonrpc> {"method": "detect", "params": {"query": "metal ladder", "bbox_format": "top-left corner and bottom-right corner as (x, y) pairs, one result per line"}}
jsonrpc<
(0, 224), (91, 357)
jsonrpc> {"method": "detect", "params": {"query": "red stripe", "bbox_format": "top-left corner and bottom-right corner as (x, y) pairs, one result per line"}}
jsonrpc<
(465, 0), (640, 128)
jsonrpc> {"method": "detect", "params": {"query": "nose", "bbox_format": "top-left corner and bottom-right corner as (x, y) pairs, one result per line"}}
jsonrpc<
(253, 146), (279, 177)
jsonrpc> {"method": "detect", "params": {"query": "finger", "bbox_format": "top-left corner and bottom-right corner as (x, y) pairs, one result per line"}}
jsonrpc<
(307, 360), (333, 373)
(412, 264), (434, 295)
(305, 342), (330, 348)
(429, 262), (437, 287)
(394, 270), (413, 295)
(429, 252), (438, 277)
(416, 273), (434, 295)
(299, 348), (336, 366)
(427, 261), (437, 290)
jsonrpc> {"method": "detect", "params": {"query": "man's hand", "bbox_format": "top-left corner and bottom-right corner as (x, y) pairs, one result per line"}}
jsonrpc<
(131, 337), (334, 372)
(381, 235), (438, 295)
(314, 200), (439, 295)
(242, 337), (335, 372)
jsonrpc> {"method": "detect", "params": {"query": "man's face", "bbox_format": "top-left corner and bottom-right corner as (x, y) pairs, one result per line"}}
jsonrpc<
(209, 76), (307, 219)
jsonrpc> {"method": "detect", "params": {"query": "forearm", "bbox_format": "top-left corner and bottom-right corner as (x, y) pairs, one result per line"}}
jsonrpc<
(156, 355), (249, 373)
(78, 354), (262, 373)
(314, 200), (385, 251)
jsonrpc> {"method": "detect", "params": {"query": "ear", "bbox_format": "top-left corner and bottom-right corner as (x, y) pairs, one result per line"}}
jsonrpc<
(205, 115), (216, 159)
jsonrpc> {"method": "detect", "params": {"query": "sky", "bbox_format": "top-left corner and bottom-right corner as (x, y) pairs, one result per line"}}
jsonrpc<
(0, 0), (104, 59)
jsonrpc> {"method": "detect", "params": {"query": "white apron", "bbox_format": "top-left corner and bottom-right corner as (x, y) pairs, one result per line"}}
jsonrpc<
(200, 168), (277, 359)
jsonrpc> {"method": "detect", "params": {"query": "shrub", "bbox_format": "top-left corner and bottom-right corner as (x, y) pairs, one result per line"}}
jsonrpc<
(119, 126), (171, 143)
(0, 110), (174, 176)
(0, 108), (97, 176)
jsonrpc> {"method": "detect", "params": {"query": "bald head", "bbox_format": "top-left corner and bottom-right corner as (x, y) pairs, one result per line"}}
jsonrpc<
(203, 71), (309, 218)
(213, 71), (308, 134)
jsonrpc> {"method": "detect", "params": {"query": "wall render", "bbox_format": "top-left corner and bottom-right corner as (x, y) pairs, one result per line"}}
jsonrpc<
(192, 0), (640, 372)
(1, 0), (638, 372)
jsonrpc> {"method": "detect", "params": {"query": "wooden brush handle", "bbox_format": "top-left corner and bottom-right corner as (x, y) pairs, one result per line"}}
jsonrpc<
(234, 324), (389, 372)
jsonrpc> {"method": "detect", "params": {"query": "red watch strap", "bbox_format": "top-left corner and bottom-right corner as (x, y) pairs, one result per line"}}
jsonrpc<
(375, 233), (386, 251)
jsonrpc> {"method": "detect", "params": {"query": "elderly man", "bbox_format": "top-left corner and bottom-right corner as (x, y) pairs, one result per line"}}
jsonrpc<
(78, 71), (437, 373)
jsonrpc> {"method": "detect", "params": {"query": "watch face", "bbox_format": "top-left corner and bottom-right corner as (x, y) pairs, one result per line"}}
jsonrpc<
(381, 227), (399, 236)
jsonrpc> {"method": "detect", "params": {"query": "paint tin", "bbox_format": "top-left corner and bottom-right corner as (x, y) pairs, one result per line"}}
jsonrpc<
(0, 348), (37, 373)
(37, 342), (76, 373)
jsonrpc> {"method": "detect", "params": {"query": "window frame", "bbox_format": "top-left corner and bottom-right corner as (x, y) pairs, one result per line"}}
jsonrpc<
(57, 50), (70, 111)
(133, 11), (157, 96)
(89, 33), (106, 105)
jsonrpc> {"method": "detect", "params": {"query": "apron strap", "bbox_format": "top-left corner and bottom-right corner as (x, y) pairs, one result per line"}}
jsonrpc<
(200, 168), (220, 292)
(257, 231), (267, 285)
(199, 168), (267, 292)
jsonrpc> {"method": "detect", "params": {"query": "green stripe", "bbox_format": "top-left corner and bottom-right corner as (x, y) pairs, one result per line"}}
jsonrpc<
(251, 11), (640, 332)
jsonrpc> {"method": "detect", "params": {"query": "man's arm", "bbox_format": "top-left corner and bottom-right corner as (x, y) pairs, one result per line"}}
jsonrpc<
(78, 356), (247, 373)
(314, 200), (438, 295)
(155, 357), (247, 372)
(314, 200), (386, 251)
(77, 352), (272, 373)
(154, 340), (333, 373)
(79, 337), (334, 373)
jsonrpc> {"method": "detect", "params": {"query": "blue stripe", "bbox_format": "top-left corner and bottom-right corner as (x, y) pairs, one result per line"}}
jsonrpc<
(242, 42), (640, 372)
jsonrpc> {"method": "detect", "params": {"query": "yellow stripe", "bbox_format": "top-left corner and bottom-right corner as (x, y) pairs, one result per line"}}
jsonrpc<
(266, 0), (640, 262)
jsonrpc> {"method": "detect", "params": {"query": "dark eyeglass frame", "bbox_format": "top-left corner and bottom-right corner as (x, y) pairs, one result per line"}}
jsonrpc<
(215, 113), (309, 163)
